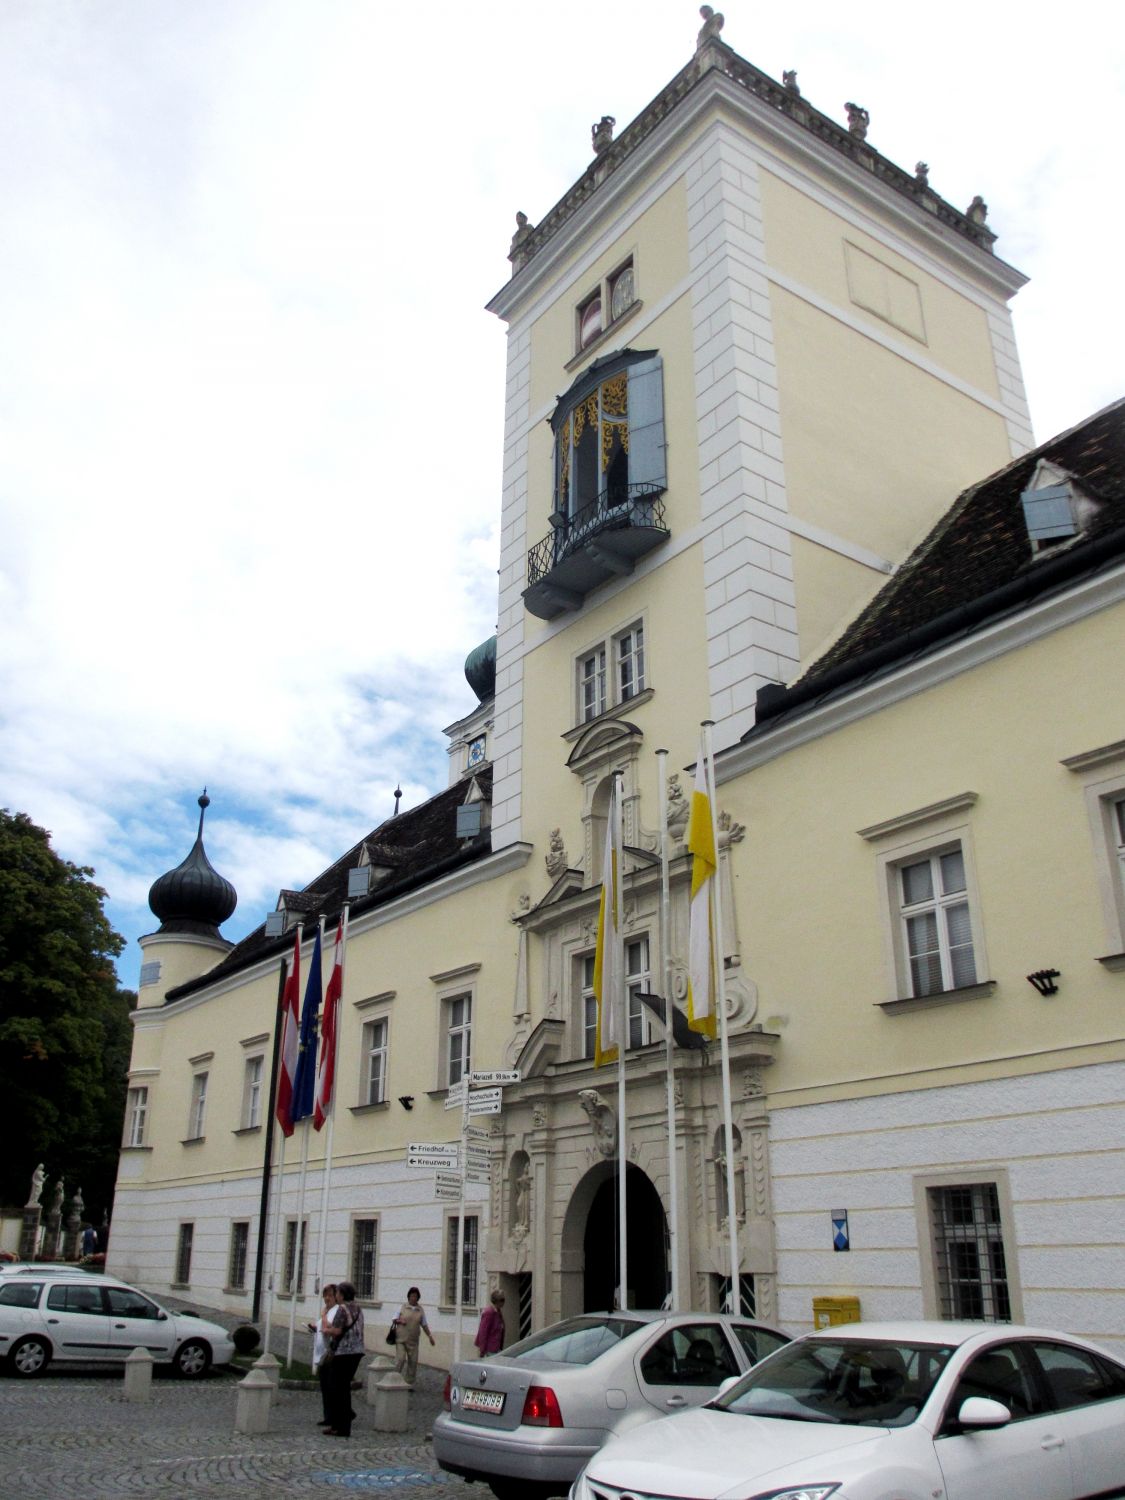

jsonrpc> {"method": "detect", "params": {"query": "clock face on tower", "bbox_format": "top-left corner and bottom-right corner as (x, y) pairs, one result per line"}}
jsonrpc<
(468, 735), (486, 767)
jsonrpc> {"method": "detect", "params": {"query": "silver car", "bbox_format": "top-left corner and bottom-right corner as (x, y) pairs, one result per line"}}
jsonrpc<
(0, 1271), (235, 1378)
(432, 1310), (790, 1498)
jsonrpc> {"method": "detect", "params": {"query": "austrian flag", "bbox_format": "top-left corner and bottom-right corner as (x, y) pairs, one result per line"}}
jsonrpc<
(314, 920), (344, 1129)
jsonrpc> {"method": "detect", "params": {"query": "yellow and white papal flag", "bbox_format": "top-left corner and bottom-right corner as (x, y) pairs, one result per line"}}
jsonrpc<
(592, 780), (623, 1067)
(686, 745), (718, 1040)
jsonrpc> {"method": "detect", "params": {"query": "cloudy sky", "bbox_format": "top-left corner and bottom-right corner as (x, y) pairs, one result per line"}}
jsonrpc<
(2, 1), (1121, 981)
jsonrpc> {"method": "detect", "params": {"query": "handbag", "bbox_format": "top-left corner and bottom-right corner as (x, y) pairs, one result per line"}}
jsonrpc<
(385, 1320), (397, 1346)
(318, 1345), (335, 1368)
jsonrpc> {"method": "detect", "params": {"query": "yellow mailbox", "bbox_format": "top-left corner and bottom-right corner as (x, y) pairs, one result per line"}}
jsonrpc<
(812, 1295), (862, 1328)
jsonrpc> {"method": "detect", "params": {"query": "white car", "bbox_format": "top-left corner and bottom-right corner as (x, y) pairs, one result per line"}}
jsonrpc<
(0, 1271), (235, 1378)
(572, 1320), (1125, 1500)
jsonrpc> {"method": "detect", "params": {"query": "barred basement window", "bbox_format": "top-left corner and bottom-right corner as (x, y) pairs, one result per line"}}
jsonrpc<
(351, 1218), (378, 1301)
(929, 1182), (1011, 1322)
(445, 1214), (479, 1305)
(175, 1223), (194, 1285)
(227, 1222), (249, 1290)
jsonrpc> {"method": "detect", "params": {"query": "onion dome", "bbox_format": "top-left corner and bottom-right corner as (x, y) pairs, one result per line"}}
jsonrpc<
(464, 634), (497, 703)
(148, 791), (238, 938)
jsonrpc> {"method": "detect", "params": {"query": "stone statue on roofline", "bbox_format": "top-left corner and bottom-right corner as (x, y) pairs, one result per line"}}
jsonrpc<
(591, 116), (615, 156)
(915, 162), (930, 187)
(697, 5), (724, 49)
(783, 70), (800, 96)
(27, 1164), (45, 1208)
(967, 195), (989, 225)
(845, 103), (870, 140)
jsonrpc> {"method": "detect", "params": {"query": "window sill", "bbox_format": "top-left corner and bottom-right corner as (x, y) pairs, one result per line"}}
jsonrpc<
(180, 1136), (206, 1146)
(169, 1282), (189, 1291)
(222, 1285), (247, 1296)
(349, 1101), (391, 1116)
(563, 687), (655, 741)
(120, 1144), (152, 1153)
(877, 979), (996, 1015)
(438, 1305), (479, 1317)
(232, 1125), (262, 1136)
(356, 1299), (384, 1310)
(564, 299), (644, 371)
(1097, 952), (1125, 973)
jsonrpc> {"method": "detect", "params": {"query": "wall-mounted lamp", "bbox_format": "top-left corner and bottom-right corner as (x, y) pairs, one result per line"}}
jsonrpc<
(1027, 969), (1060, 996)
(398, 1095), (415, 1111)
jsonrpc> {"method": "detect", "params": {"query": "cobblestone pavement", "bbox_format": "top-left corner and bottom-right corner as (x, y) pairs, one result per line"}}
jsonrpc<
(0, 1362), (480, 1499)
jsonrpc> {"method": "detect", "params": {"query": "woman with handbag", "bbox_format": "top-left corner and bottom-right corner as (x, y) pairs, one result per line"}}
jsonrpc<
(310, 1282), (340, 1427)
(392, 1285), (435, 1387)
(322, 1281), (365, 1437)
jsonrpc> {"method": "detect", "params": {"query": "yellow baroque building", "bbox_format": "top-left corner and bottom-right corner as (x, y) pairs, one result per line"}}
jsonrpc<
(111, 16), (1125, 1361)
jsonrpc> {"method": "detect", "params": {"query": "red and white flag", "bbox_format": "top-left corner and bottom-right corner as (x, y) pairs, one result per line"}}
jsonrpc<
(275, 930), (301, 1137)
(314, 919), (344, 1130)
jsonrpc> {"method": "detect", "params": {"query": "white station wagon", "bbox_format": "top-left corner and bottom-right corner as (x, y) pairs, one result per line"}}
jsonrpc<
(0, 1271), (235, 1378)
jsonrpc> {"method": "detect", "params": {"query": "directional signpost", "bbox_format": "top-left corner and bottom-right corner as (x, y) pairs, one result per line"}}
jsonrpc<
(406, 1142), (459, 1171)
(444, 1078), (467, 1111)
(469, 1070), (521, 1087)
(450, 1069), (520, 1361)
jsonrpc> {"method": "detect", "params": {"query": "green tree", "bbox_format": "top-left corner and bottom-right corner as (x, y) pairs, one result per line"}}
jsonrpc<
(0, 809), (135, 1223)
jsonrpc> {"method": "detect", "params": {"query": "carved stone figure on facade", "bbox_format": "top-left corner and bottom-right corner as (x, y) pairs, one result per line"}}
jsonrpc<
(666, 774), (689, 842)
(510, 893), (530, 921)
(50, 1179), (65, 1216)
(742, 1065), (765, 1097)
(532, 1104), (547, 1129)
(578, 1089), (617, 1157)
(512, 1168), (532, 1242)
(717, 809), (745, 847)
(845, 102), (869, 140)
(591, 116), (615, 156)
(26, 1163), (45, 1208)
(545, 828), (568, 880)
(782, 69), (800, 95)
(966, 195), (989, 225)
(914, 161), (930, 187)
(511, 211), (533, 252)
(696, 5), (724, 48)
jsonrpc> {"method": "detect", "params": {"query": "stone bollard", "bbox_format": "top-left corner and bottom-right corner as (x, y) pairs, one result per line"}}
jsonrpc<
(235, 1367), (273, 1434)
(252, 1351), (281, 1393)
(364, 1352), (395, 1407)
(373, 1369), (411, 1432)
(124, 1346), (154, 1402)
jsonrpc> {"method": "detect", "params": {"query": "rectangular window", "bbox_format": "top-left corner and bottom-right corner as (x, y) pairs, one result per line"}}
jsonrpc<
(362, 1018), (388, 1105)
(1115, 796), (1125, 896)
(929, 1182), (1010, 1322)
(242, 1056), (263, 1130)
(445, 1214), (479, 1305)
(447, 994), (472, 1087)
(575, 257), (635, 353)
(580, 648), (607, 722)
(626, 936), (655, 1049)
(124, 1086), (148, 1147)
(351, 1218), (378, 1301)
(188, 1071), (208, 1139)
(227, 1222), (250, 1290)
(617, 623), (645, 701)
(581, 954), (597, 1060)
(283, 1218), (308, 1297)
(175, 1223), (194, 1285)
(899, 846), (976, 996)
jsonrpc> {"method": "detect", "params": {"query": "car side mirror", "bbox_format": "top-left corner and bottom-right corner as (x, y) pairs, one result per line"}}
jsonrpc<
(957, 1395), (1011, 1428)
(716, 1375), (741, 1399)
(157, 1310), (168, 1322)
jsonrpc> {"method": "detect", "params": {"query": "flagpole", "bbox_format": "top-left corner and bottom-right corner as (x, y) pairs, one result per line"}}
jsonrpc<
(265, 924), (302, 1355)
(656, 749), (680, 1311)
(286, 1119), (312, 1367)
(613, 771), (628, 1311)
(314, 903), (348, 1293)
(252, 952), (289, 1322)
(703, 721), (741, 1312)
(263, 1121), (285, 1355)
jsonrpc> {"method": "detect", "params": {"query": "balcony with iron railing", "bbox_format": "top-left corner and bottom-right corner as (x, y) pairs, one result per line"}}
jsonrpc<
(522, 483), (669, 620)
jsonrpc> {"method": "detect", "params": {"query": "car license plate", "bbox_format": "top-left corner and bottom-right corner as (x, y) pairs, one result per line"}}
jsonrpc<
(462, 1387), (505, 1414)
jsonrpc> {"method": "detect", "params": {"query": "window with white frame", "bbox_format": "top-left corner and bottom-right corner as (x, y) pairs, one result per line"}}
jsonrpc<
(241, 1055), (263, 1130)
(283, 1218), (308, 1296)
(575, 258), (636, 353)
(626, 935), (655, 1048)
(188, 1071), (208, 1140)
(446, 993), (472, 1087)
(174, 1223), (194, 1285)
(227, 1222), (250, 1290)
(361, 1018), (388, 1105)
(580, 954), (597, 1059)
(1063, 744), (1125, 962)
(444, 1213), (479, 1305)
(351, 1217), (378, 1301)
(124, 1086), (148, 1147)
(898, 845), (977, 997)
(928, 1182), (1011, 1322)
(577, 620), (648, 725)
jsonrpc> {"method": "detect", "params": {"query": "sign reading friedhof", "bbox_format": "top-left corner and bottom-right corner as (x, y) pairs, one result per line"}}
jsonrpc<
(469, 1069), (521, 1087)
(406, 1143), (459, 1171)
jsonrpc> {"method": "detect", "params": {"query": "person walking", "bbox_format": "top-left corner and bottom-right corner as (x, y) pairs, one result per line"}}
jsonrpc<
(323, 1282), (365, 1437)
(310, 1282), (339, 1427)
(392, 1285), (435, 1387)
(474, 1289), (506, 1357)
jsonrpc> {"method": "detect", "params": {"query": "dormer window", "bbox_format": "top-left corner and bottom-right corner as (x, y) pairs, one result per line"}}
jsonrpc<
(1020, 460), (1094, 556)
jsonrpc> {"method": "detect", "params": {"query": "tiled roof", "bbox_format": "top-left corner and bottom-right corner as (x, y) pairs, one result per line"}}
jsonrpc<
(165, 770), (493, 1002)
(749, 398), (1125, 734)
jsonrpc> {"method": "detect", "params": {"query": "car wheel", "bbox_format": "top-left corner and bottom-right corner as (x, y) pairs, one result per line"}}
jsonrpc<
(9, 1337), (51, 1378)
(173, 1339), (211, 1379)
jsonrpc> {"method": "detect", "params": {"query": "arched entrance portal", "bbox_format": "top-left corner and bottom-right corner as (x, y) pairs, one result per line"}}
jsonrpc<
(569, 1163), (668, 1313)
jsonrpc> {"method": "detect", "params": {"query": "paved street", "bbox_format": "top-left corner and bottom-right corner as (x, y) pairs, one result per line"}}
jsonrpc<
(0, 1362), (478, 1499)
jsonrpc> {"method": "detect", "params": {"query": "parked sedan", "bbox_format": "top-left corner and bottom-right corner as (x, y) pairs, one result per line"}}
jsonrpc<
(0, 1272), (234, 1378)
(572, 1320), (1125, 1500)
(433, 1310), (790, 1498)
